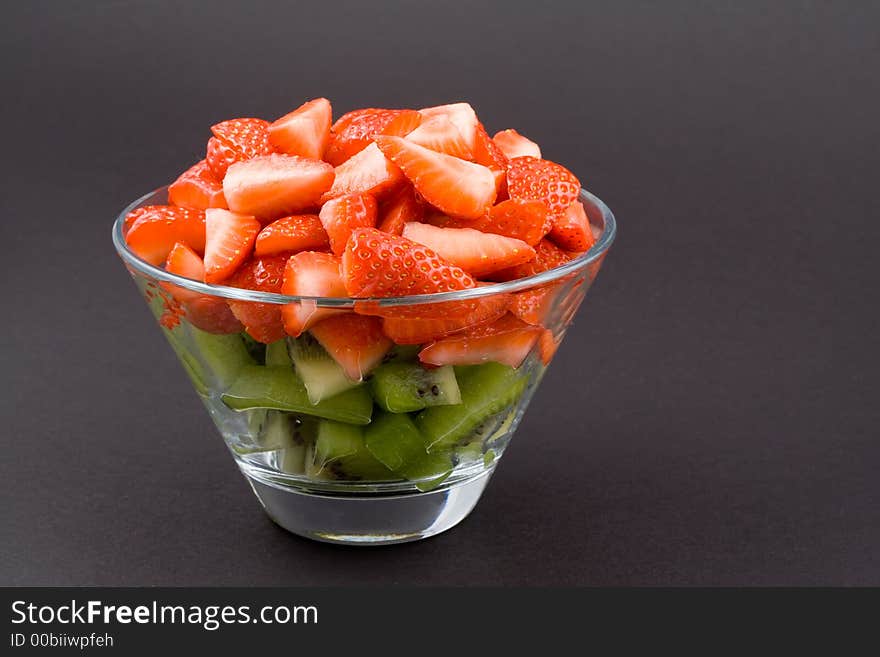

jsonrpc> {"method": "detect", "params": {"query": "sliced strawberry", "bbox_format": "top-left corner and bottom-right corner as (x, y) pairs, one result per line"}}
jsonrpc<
(493, 129), (542, 159)
(342, 227), (475, 297)
(254, 214), (329, 256)
(473, 122), (509, 197)
(205, 118), (272, 179)
(509, 287), (555, 325)
(325, 108), (422, 166)
(418, 102), (478, 153)
(538, 328), (559, 365)
(203, 208), (261, 283)
(280, 251), (348, 337)
(223, 154), (335, 218)
(490, 238), (577, 282)
(419, 313), (541, 369)
(467, 199), (550, 246)
(268, 97), (332, 160)
(548, 200), (595, 252)
(124, 206), (206, 265)
(168, 160), (228, 210)
(163, 243), (243, 334)
(381, 293), (509, 344)
(506, 156), (581, 218)
(225, 255), (288, 343)
(318, 193), (378, 255)
(378, 185), (424, 235)
(402, 222), (535, 278)
(321, 142), (404, 202)
(309, 314), (392, 381)
(376, 136), (496, 220)
(405, 115), (473, 159)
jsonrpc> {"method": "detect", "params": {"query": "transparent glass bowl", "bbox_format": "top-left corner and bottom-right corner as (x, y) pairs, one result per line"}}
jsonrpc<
(112, 187), (616, 544)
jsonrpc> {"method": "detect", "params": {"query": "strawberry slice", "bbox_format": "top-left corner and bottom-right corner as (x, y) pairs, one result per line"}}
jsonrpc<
(225, 255), (288, 343)
(325, 108), (422, 166)
(223, 154), (335, 218)
(168, 160), (228, 210)
(418, 102), (478, 152)
(319, 193), (378, 255)
(342, 227), (475, 297)
(206, 118), (272, 179)
(466, 199), (550, 246)
(321, 142), (404, 202)
(402, 222), (535, 278)
(203, 208), (261, 283)
(506, 156), (581, 218)
(548, 200), (595, 252)
(254, 214), (329, 256)
(492, 129), (542, 159)
(280, 251), (348, 337)
(490, 238), (577, 282)
(164, 243), (243, 334)
(376, 136), (496, 220)
(538, 328), (559, 365)
(308, 314), (392, 381)
(405, 115), (473, 159)
(381, 292), (510, 344)
(419, 313), (542, 369)
(124, 206), (206, 265)
(268, 97), (332, 160)
(509, 287), (555, 326)
(378, 185), (424, 236)
(473, 122), (509, 197)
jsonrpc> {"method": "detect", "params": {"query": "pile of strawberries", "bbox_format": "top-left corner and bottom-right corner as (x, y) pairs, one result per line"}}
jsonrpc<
(124, 99), (598, 368)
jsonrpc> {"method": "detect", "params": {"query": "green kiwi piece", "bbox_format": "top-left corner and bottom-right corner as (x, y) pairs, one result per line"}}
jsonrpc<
(264, 339), (291, 367)
(309, 420), (395, 480)
(398, 450), (455, 492)
(364, 411), (428, 471)
(416, 362), (527, 451)
(221, 365), (373, 425)
(370, 362), (461, 413)
(287, 335), (361, 404)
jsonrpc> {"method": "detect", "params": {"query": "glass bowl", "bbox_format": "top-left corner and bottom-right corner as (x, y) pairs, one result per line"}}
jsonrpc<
(112, 186), (616, 544)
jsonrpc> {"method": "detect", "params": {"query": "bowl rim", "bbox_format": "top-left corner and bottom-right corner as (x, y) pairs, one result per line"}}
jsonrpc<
(112, 186), (617, 306)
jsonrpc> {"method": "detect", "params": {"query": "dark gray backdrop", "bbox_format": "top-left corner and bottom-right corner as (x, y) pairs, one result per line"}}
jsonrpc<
(1, 1), (877, 585)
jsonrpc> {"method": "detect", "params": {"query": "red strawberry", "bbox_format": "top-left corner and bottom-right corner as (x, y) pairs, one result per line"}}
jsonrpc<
(281, 251), (348, 337)
(225, 255), (288, 343)
(254, 214), (329, 256)
(325, 108), (422, 166)
(548, 200), (595, 252)
(168, 160), (228, 210)
(342, 227), (475, 297)
(538, 328), (559, 365)
(493, 129), (542, 159)
(402, 222), (535, 278)
(490, 238), (576, 282)
(376, 136), (496, 220)
(467, 199), (550, 246)
(378, 185), (424, 235)
(223, 154), (335, 218)
(321, 142), (404, 202)
(509, 287), (555, 326)
(418, 102), (478, 152)
(405, 115), (473, 159)
(381, 292), (510, 344)
(309, 314), (392, 381)
(124, 205), (206, 265)
(164, 243), (242, 334)
(203, 209), (261, 283)
(205, 118), (272, 179)
(506, 156), (581, 218)
(419, 313), (542, 369)
(473, 122), (509, 197)
(319, 193), (378, 255)
(268, 97), (332, 160)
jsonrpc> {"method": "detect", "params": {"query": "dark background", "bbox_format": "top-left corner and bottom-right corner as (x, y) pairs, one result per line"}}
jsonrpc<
(1, 1), (877, 585)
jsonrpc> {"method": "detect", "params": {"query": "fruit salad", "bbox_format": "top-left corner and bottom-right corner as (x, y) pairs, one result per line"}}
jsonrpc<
(120, 99), (607, 491)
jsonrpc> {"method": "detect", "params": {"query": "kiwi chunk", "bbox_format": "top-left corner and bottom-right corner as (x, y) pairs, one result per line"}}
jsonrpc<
(310, 420), (395, 480)
(189, 328), (255, 391)
(370, 362), (461, 413)
(399, 450), (455, 492)
(264, 339), (291, 367)
(364, 411), (428, 471)
(221, 365), (373, 425)
(416, 363), (527, 451)
(288, 335), (361, 404)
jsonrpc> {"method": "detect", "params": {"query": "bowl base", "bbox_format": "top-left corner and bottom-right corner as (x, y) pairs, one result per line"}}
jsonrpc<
(242, 468), (494, 545)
